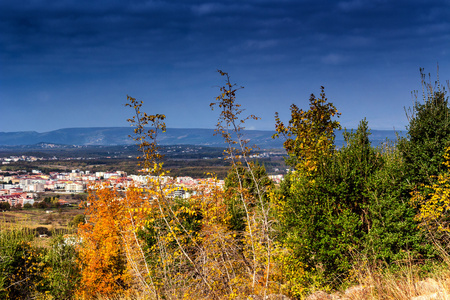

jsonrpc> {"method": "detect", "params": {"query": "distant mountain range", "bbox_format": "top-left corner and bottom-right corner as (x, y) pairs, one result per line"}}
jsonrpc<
(0, 127), (404, 148)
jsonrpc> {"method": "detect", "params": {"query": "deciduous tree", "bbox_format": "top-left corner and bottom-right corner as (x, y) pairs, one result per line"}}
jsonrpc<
(273, 86), (341, 173)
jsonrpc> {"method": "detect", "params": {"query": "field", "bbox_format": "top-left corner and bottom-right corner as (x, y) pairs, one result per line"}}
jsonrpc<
(0, 144), (287, 179)
(1, 207), (82, 228)
(0, 206), (85, 247)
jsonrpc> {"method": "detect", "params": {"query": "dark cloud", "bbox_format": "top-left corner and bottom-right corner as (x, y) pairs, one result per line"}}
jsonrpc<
(2, 0), (447, 68)
(1, 0), (450, 132)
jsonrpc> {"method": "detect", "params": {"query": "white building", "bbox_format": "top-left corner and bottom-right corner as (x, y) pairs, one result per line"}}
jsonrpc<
(65, 183), (86, 193)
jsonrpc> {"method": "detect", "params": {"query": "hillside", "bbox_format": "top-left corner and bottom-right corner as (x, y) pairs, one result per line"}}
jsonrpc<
(0, 127), (404, 148)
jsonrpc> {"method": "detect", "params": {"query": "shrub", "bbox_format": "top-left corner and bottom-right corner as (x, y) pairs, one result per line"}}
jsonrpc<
(276, 117), (432, 291)
(39, 235), (81, 299)
(0, 202), (10, 211)
(69, 214), (85, 228)
(398, 68), (450, 186)
(0, 228), (45, 299)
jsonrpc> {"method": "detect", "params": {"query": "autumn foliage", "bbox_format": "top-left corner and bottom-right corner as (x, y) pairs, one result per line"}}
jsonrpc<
(77, 185), (129, 298)
(273, 86), (341, 173)
(73, 69), (446, 299)
(6, 68), (450, 299)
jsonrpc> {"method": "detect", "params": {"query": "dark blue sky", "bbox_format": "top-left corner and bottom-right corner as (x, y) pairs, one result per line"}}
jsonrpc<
(1, 0), (450, 133)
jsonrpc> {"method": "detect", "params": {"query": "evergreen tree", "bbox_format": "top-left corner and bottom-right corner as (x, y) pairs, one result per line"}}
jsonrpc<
(277, 120), (380, 281)
(398, 68), (450, 186)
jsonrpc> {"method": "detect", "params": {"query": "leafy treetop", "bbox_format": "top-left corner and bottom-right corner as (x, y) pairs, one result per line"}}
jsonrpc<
(273, 86), (341, 173)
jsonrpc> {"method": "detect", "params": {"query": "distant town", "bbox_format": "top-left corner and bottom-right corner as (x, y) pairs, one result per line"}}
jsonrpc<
(0, 162), (284, 209)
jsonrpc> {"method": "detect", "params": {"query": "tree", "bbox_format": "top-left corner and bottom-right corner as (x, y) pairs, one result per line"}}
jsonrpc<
(77, 95), (211, 299)
(277, 114), (434, 293)
(40, 235), (81, 299)
(364, 142), (431, 263)
(273, 86), (341, 173)
(414, 146), (450, 228)
(0, 228), (46, 299)
(76, 185), (130, 298)
(34, 201), (49, 209)
(272, 87), (344, 293)
(126, 95), (166, 176)
(398, 68), (450, 186)
(210, 70), (277, 298)
(69, 214), (85, 228)
(276, 120), (378, 284)
(224, 162), (273, 233)
(0, 202), (10, 211)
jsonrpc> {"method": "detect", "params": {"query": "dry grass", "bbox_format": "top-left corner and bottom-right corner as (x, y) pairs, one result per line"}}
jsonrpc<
(0, 208), (83, 248)
(332, 260), (450, 300)
(0, 207), (84, 229)
(72, 264), (450, 300)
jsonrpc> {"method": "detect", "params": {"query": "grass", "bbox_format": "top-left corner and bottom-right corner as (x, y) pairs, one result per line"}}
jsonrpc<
(0, 207), (84, 249)
(0, 207), (84, 228)
(311, 254), (450, 300)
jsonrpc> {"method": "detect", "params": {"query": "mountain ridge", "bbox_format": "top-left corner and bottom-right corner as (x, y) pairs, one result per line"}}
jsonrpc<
(0, 127), (404, 148)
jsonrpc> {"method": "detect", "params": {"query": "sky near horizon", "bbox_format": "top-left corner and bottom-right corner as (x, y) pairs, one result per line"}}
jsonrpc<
(1, 0), (450, 133)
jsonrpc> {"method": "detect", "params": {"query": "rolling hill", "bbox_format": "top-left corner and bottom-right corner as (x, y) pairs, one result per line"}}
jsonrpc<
(0, 127), (404, 148)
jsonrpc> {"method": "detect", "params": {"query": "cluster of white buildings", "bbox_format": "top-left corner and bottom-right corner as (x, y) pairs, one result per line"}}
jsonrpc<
(0, 155), (48, 164)
(0, 169), (124, 207)
(0, 169), (218, 207)
(0, 168), (284, 208)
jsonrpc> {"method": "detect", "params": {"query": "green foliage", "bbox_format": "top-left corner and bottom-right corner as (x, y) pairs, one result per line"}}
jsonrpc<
(0, 228), (81, 299)
(364, 144), (433, 263)
(40, 235), (81, 299)
(273, 88), (343, 286)
(0, 202), (10, 211)
(278, 172), (361, 283)
(390, 68), (450, 262)
(38, 196), (61, 209)
(33, 201), (49, 209)
(0, 228), (45, 299)
(139, 197), (203, 259)
(398, 68), (450, 186)
(224, 162), (273, 232)
(337, 120), (382, 230)
(69, 214), (85, 228)
(277, 118), (433, 291)
(273, 86), (341, 172)
(277, 120), (378, 283)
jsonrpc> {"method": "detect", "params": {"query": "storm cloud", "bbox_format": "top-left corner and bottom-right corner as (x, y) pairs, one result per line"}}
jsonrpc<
(1, 0), (449, 132)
